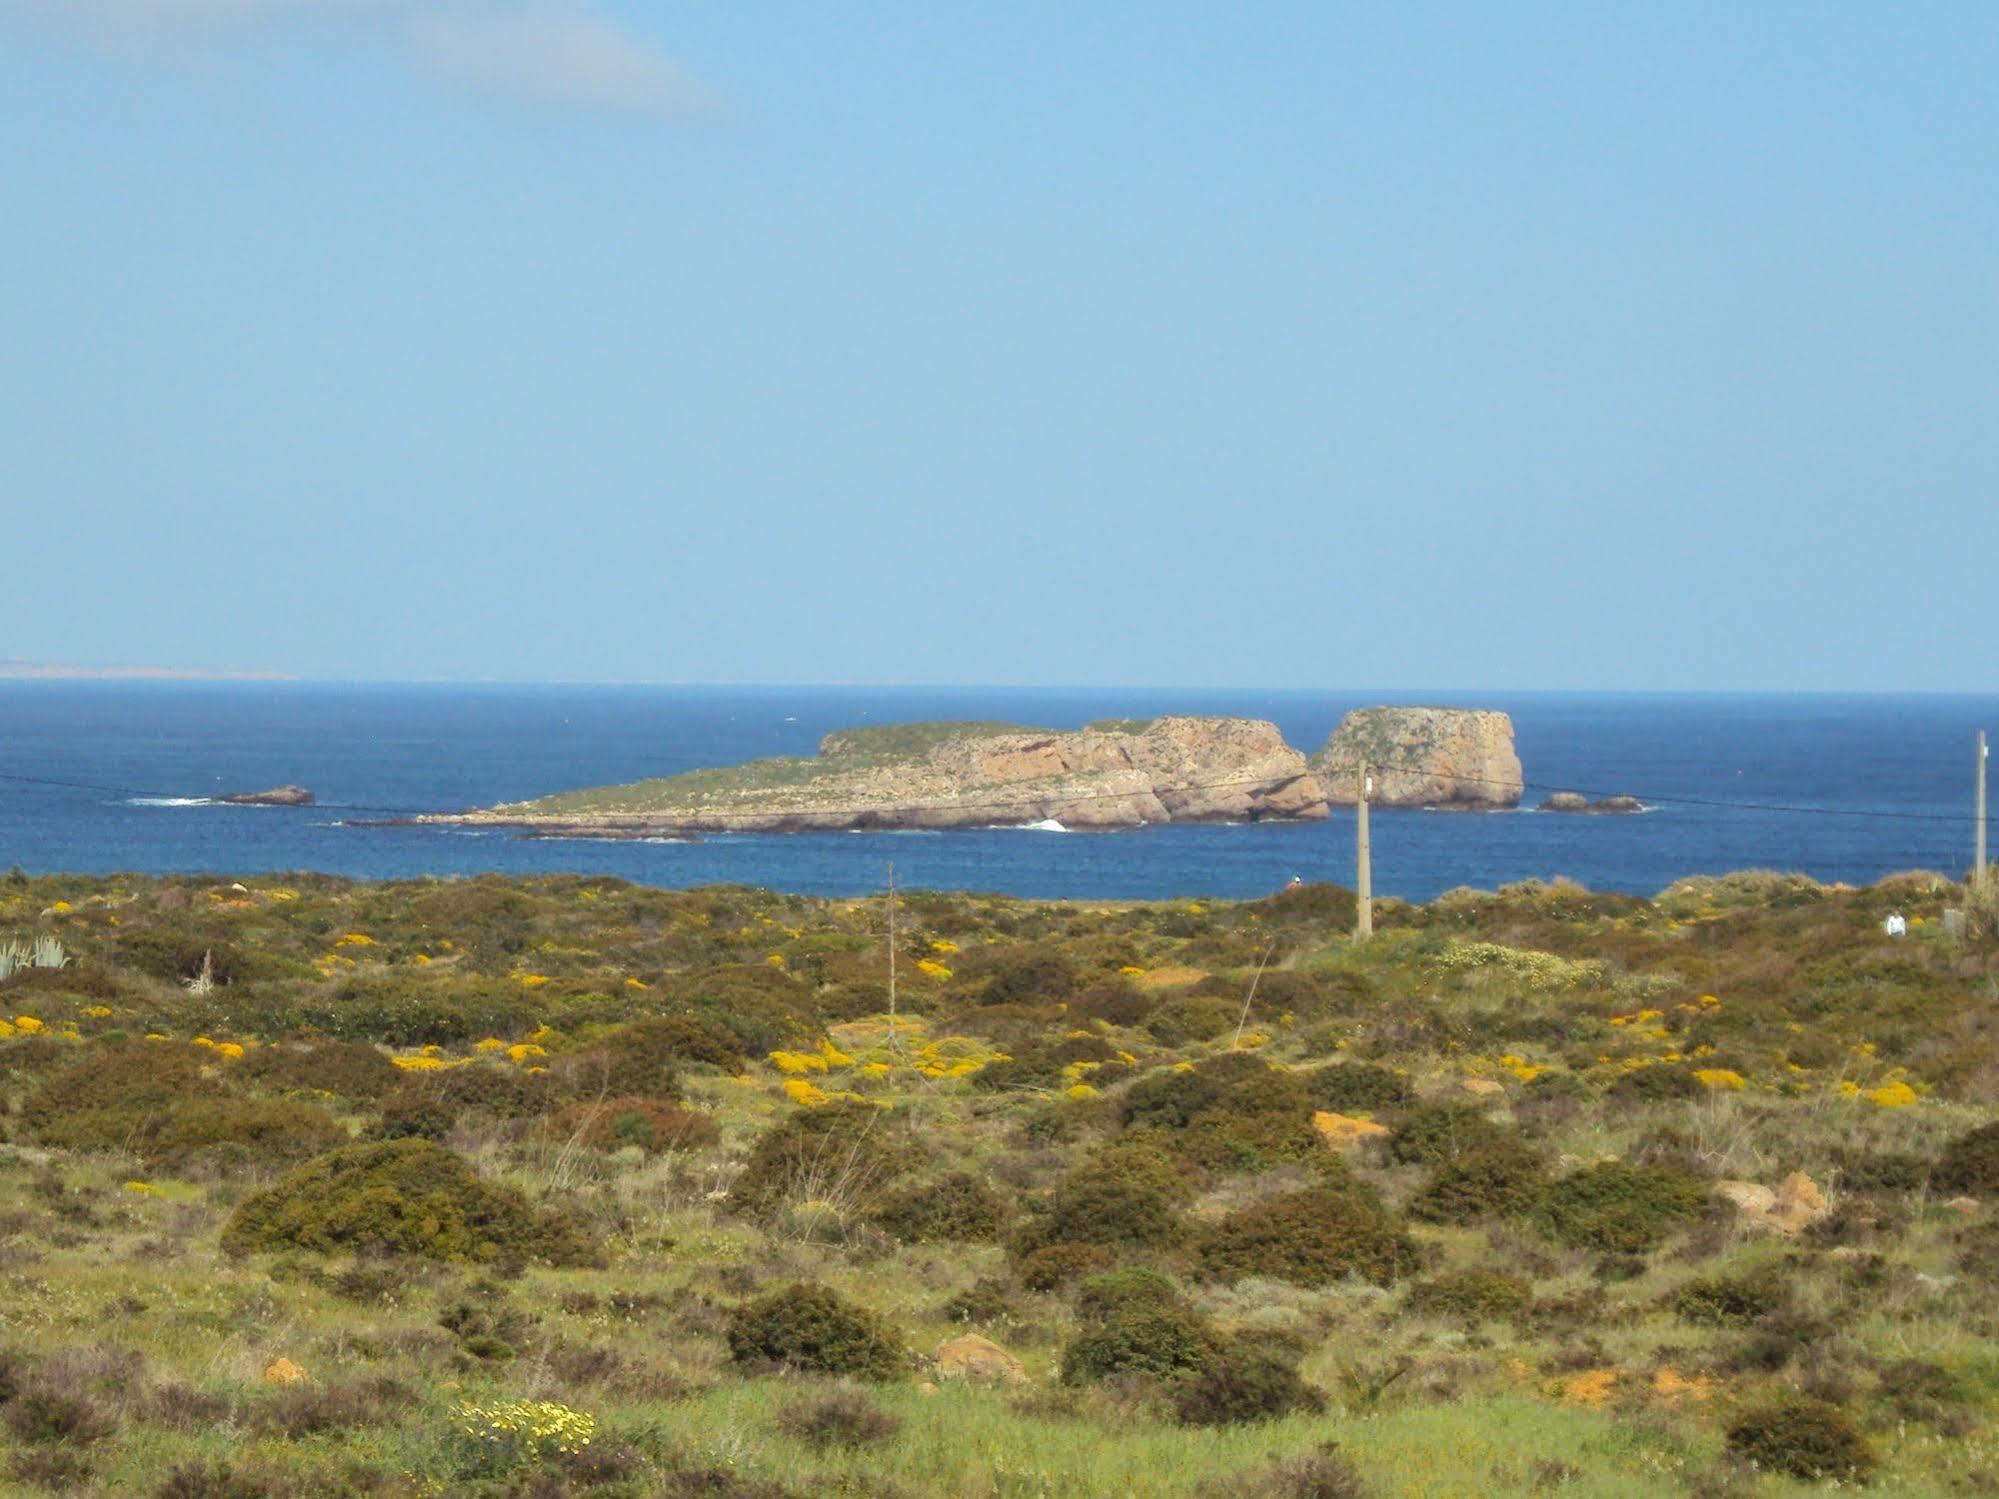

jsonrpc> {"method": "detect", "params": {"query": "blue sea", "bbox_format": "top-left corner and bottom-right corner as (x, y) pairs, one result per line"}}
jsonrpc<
(1, 684), (1990, 903)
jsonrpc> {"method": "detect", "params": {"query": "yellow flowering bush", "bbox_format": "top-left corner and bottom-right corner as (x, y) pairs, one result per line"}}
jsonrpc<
(334, 932), (375, 947)
(14, 1017), (44, 1035)
(1693, 1069), (1746, 1091)
(1865, 1080), (1919, 1108)
(916, 958), (953, 980)
(450, 1398), (595, 1470)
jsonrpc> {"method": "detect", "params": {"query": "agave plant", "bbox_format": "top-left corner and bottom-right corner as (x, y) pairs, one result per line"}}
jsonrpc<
(31, 935), (67, 970)
(0, 942), (25, 984)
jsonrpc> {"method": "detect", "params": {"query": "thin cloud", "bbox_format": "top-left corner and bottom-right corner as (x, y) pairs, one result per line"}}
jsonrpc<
(1, 0), (706, 114)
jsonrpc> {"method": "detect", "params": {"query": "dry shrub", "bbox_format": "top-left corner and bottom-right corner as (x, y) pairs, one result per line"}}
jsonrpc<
(543, 1097), (720, 1154)
(729, 1101), (914, 1223)
(776, 1384), (903, 1449)
(1724, 1397), (1875, 1480)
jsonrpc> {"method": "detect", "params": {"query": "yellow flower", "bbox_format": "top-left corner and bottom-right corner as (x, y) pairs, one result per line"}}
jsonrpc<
(507, 1043), (548, 1063)
(1065, 1083), (1099, 1100)
(929, 939), (959, 954)
(123, 1181), (162, 1196)
(13, 1017), (43, 1035)
(766, 954), (786, 968)
(393, 1055), (448, 1071)
(475, 1037), (507, 1052)
(916, 958), (952, 980)
(624, 977), (651, 991)
(769, 1050), (829, 1075)
(412, 953), (432, 964)
(518, 973), (551, 987)
(334, 931), (375, 947)
(214, 1042), (245, 1060)
(50, 901), (73, 913)
(81, 1005), (113, 1019)
(1693, 1068), (1745, 1090)
(782, 1078), (829, 1106)
(1865, 1080), (1919, 1108)
(1118, 964), (1146, 976)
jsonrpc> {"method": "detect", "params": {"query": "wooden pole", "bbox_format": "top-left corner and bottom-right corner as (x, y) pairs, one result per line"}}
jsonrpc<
(1355, 762), (1373, 938)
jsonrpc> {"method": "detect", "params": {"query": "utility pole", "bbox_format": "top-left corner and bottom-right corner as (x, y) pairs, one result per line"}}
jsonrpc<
(1978, 733), (1989, 890)
(884, 862), (911, 1066)
(1355, 762), (1373, 938)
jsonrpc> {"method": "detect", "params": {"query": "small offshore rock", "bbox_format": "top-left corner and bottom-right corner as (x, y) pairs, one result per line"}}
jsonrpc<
(218, 786), (316, 807)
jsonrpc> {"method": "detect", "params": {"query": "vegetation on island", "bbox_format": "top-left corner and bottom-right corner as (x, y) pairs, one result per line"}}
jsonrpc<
(0, 865), (1994, 1493)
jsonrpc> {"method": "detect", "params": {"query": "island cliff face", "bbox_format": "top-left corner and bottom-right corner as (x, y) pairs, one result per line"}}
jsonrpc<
(1310, 708), (1523, 809)
(421, 717), (1328, 837)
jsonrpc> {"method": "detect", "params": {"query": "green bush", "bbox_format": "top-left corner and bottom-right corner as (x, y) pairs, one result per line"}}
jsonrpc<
(726, 1282), (907, 1380)
(1123, 1053), (1312, 1131)
(1404, 1269), (1532, 1323)
(1195, 1187), (1417, 1288)
(1672, 1272), (1783, 1326)
(868, 1172), (1005, 1244)
(240, 1041), (400, 1102)
(1031, 1143), (1194, 1250)
(1935, 1121), (1999, 1195)
(1060, 1302), (1216, 1384)
(1410, 1140), (1549, 1223)
(1172, 1342), (1324, 1427)
(1145, 995), (1240, 1047)
(730, 1101), (914, 1222)
(1074, 1267), (1184, 1323)
(1017, 1242), (1116, 1291)
(221, 1139), (597, 1266)
(616, 1014), (746, 1072)
(1537, 1162), (1708, 1253)
(1607, 1065), (1702, 1103)
(21, 1041), (225, 1145)
(1724, 1398), (1875, 1481)
(968, 1049), (1069, 1093)
(1306, 1062), (1412, 1114)
(1387, 1103), (1510, 1166)
(141, 1098), (348, 1168)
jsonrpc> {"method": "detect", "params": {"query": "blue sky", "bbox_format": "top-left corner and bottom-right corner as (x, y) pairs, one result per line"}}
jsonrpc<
(2, 3), (1994, 689)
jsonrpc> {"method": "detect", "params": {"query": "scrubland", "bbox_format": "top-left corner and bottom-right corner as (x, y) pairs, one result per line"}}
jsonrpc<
(0, 865), (1995, 1496)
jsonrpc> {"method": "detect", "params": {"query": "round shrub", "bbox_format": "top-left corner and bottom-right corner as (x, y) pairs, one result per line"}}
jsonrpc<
(240, 1042), (400, 1102)
(1018, 1242), (1115, 1291)
(1172, 1342), (1324, 1427)
(730, 1100), (914, 1222)
(1173, 1109), (1331, 1175)
(21, 1041), (225, 1146)
(1410, 1141), (1550, 1223)
(1307, 1062), (1412, 1114)
(1387, 1103), (1510, 1166)
(1404, 1268), (1532, 1323)
(394, 1063), (559, 1120)
(1537, 1162), (1708, 1253)
(726, 1282), (908, 1380)
(542, 1098), (720, 1154)
(968, 1050), (1069, 1093)
(1145, 996), (1239, 1047)
(1724, 1398), (1875, 1481)
(1195, 1187), (1418, 1288)
(616, 1014), (746, 1072)
(1033, 1143), (1194, 1250)
(1060, 1303), (1217, 1384)
(221, 1139), (598, 1266)
(1074, 1267), (1184, 1323)
(1122, 1053), (1312, 1131)
(1608, 1065), (1702, 1103)
(1935, 1121), (1999, 1195)
(868, 1172), (1005, 1244)
(1672, 1272), (1783, 1327)
(141, 1099), (349, 1169)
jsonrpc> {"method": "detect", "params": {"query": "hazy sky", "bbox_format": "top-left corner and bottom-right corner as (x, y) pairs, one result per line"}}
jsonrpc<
(3, 3), (1994, 689)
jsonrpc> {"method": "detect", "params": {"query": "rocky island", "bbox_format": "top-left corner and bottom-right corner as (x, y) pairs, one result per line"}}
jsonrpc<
(216, 785), (316, 807)
(1310, 707), (1523, 808)
(419, 717), (1328, 837)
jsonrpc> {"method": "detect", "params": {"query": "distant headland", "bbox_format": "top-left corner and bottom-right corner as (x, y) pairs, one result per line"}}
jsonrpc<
(417, 707), (1557, 839)
(0, 660), (292, 682)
